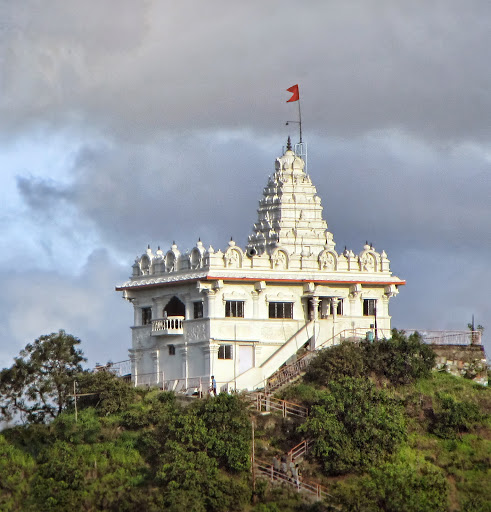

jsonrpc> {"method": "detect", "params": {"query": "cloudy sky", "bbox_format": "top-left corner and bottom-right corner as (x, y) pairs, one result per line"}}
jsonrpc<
(1, 0), (490, 369)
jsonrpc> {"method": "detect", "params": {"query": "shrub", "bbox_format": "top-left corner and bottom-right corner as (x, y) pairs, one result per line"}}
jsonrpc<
(303, 342), (364, 386)
(431, 393), (483, 439)
(331, 454), (448, 512)
(299, 377), (406, 475)
(363, 330), (436, 385)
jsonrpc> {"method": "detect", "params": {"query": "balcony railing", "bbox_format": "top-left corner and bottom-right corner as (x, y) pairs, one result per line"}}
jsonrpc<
(151, 316), (184, 335)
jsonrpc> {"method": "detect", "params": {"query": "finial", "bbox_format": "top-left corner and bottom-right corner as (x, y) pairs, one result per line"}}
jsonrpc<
(198, 237), (201, 242)
(147, 244), (150, 249)
(157, 246), (160, 250)
(286, 136), (292, 151)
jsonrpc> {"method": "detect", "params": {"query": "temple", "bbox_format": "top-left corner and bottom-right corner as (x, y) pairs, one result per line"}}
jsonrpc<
(116, 140), (405, 391)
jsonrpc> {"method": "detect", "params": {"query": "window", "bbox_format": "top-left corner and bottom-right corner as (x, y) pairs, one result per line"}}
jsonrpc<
(168, 344), (175, 356)
(218, 344), (233, 359)
(269, 302), (293, 319)
(363, 299), (377, 316)
(194, 301), (203, 319)
(225, 300), (244, 318)
(336, 299), (343, 316)
(141, 307), (152, 325)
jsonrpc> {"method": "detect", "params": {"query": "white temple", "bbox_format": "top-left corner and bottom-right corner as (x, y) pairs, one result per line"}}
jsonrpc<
(116, 139), (405, 391)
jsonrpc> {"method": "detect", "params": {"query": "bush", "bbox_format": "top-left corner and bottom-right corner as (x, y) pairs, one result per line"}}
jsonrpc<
(303, 342), (364, 386)
(331, 453), (449, 512)
(76, 370), (138, 416)
(0, 435), (35, 512)
(299, 377), (406, 475)
(303, 330), (436, 389)
(363, 330), (436, 385)
(431, 393), (483, 439)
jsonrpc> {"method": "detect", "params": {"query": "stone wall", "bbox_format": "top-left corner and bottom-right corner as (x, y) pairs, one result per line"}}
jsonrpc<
(431, 344), (488, 386)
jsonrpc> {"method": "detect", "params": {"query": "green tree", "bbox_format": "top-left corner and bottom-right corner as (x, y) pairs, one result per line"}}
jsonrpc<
(363, 330), (436, 385)
(299, 377), (406, 475)
(0, 331), (85, 423)
(196, 393), (251, 472)
(76, 370), (137, 416)
(303, 342), (365, 386)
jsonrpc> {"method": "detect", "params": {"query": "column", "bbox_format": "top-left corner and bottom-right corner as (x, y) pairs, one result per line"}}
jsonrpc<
(311, 297), (320, 349)
(204, 289), (217, 318)
(251, 291), (260, 318)
(203, 343), (219, 380)
(151, 350), (160, 386)
(184, 295), (193, 320)
(129, 350), (142, 388)
(179, 345), (188, 388)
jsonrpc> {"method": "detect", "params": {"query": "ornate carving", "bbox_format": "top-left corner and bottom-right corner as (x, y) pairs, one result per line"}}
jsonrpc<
(360, 253), (376, 272)
(186, 322), (208, 341)
(224, 248), (242, 268)
(272, 250), (288, 269)
(319, 250), (336, 271)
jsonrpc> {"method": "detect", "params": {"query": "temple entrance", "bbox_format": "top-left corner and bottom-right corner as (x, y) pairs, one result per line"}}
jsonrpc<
(163, 296), (185, 317)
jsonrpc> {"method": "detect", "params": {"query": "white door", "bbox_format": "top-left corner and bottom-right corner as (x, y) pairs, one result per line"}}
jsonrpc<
(238, 345), (254, 374)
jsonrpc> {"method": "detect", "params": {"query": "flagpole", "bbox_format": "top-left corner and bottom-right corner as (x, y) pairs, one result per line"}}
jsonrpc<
(298, 95), (302, 143)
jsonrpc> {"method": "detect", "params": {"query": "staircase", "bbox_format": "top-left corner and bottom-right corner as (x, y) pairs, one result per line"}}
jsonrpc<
(224, 321), (315, 391)
(264, 328), (368, 394)
(254, 458), (335, 503)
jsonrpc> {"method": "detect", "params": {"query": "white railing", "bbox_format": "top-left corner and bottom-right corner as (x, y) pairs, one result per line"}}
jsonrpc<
(151, 316), (184, 335)
(94, 359), (131, 377)
(404, 330), (482, 346)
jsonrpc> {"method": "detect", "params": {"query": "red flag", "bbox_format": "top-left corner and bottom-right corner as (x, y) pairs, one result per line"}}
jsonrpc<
(286, 84), (299, 102)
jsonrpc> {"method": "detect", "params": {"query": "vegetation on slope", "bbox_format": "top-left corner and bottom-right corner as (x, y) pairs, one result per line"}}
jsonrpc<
(0, 329), (489, 511)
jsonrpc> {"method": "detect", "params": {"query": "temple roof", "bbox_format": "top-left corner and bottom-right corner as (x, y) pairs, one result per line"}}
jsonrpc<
(247, 144), (332, 257)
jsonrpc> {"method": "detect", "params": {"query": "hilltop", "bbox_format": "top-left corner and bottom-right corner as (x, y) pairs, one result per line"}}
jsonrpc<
(0, 331), (490, 511)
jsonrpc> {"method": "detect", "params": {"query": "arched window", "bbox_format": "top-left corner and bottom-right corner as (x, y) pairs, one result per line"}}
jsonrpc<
(163, 296), (186, 317)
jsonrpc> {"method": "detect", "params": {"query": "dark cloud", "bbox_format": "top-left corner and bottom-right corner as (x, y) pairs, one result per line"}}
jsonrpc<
(1, 2), (490, 368)
(2, 2), (491, 143)
(0, 249), (130, 370)
(16, 175), (72, 213)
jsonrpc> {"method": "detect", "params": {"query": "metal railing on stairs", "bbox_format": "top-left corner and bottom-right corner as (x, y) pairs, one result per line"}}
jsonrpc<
(248, 392), (308, 418)
(288, 438), (314, 461)
(255, 458), (333, 502)
(264, 327), (381, 394)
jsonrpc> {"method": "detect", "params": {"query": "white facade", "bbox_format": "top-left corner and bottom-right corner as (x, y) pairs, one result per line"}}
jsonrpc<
(116, 141), (405, 391)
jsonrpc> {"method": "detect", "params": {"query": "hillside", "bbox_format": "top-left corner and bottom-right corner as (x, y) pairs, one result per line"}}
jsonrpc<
(0, 332), (490, 511)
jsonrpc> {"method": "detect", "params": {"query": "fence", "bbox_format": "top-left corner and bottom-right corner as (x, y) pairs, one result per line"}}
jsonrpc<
(404, 330), (481, 346)
(288, 439), (313, 461)
(94, 359), (131, 377)
(249, 393), (308, 418)
(254, 458), (332, 501)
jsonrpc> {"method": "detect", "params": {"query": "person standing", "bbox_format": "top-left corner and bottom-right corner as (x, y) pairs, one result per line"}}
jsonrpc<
(211, 375), (217, 396)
